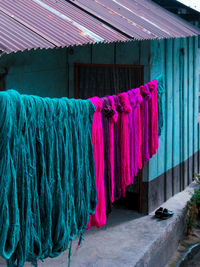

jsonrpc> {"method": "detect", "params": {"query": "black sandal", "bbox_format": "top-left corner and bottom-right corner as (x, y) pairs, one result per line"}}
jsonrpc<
(160, 208), (174, 220)
(155, 207), (163, 218)
(155, 207), (174, 219)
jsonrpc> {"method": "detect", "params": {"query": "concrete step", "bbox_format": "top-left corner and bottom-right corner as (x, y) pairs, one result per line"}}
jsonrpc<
(0, 183), (198, 267)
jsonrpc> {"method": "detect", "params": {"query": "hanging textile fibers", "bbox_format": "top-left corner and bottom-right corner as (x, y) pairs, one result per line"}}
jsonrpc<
(140, 84), (152, 166)
(113, 95), (123, 201)
(101, 96), (114, 214)
(117, 93), (132, 198)
(87, 97), (106, 228)
(89, 79), (159, 224)
(0, 90), (96, 267)
(157, 76), (165, 136)
(148, 79), (159, 157)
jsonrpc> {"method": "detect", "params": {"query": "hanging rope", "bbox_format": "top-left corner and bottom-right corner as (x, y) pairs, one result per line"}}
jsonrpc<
(0, 90), (97, 267)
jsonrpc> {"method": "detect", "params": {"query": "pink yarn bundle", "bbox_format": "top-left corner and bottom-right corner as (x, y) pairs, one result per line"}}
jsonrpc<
(108, 96), (118, 203)
(88, 97), (106, 228)
(136, 88), (143, 170)
(87, 79), (159, 229)
(148, 79), (159, 157)
(117, 92), (132, 197)
(140, 84), (152, 166)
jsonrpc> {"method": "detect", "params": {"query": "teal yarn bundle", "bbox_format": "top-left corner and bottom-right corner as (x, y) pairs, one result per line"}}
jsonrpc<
(0, 90), (97, 267)
(156, 75), (165, 136)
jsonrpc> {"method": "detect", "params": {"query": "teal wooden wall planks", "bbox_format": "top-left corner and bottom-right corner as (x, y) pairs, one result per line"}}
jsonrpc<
(188, 37), (194, 184)
(0, 48), (68, 98)
(68, 45), (92, 98)
(194, 37), (199, 173)
(92, 43), (115, 64)
(148, 36), (199, 187)
(165, 39), (173, 198)
(144, 36), (199, 212)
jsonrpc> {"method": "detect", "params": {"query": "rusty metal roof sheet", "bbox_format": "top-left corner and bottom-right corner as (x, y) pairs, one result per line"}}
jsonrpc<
(0, 0), (199, 54)
(0, 10), (54, 53)
(0, 0), (128, 54)
(69, 0), (200, 39)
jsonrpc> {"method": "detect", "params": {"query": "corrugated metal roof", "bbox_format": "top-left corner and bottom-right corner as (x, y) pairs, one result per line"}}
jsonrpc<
(0, 0), (128, 54)
(70, 0), (200, 40)
(0, 10), (54, 53)
(0, 0), (199, 54)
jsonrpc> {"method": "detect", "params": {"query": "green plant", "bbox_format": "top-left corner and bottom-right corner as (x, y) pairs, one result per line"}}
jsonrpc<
(186, 201), (198, 235)
(186, 189), (200, 234)
(191, 188), (200, 209)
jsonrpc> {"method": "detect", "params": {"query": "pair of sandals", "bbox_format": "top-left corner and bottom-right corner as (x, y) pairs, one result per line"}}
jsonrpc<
(155, 207), (174, 220)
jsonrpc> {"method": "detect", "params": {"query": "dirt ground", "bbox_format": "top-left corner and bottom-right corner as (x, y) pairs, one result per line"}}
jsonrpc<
(167, 226), (200, 267)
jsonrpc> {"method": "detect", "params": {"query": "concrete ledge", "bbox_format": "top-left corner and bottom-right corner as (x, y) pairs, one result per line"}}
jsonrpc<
(142, 151), (199, 214)
(0, 183), (198, 267)
(136, 183), (197, 267)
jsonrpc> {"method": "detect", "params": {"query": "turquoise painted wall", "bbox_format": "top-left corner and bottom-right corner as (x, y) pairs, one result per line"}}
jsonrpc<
(0, 37), (199, 185)
(0, 48), (68, 98)
(148, 37), (199, 182)
(0, 42), (151, 97)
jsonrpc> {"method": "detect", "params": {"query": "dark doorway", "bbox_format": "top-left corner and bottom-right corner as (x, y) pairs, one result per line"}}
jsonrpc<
(75, 63), (144, 213)
(0, 74), (5, 91)
(0, 67), (6, 91)
(75, 63), (144, 99)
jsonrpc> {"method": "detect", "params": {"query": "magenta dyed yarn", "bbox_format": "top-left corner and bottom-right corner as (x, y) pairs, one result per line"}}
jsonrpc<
(128, 89), (139, 183)
(148, 79), (159, 157)
(88, 97), (106, 228)
(135, 88), (143, 170)
(140, 84), (152, 166)
(113, 95), (123, 200)
(117, 92), (132, 197)
(108, 96), (118, 203)
(102, 96), (115, 214)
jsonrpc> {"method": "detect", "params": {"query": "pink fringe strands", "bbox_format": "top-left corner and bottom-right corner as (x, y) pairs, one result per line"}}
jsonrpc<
(148, 79), (159, 157)
(87, 79), (160, 229)
(117, 92), (132, 197)
(108, 96), (118, 203)
(88, 97), (106, 228)
(135, 88), (143, 170)
(140, 84), (152, 167)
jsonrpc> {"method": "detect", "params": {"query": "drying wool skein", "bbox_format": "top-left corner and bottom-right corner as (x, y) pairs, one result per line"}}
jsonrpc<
(0, 90), (97, 267)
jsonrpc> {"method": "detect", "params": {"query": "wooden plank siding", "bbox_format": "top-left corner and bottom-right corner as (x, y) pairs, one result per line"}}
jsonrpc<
(165, 39), (173, 199)
(148, 36), (199, 194)
(148, 39), (164, 201)
(68, 45), (92, 98)
(194, 37), (200, 174)
(188, 37), (194, 184)
(0, 48), (68, 98)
